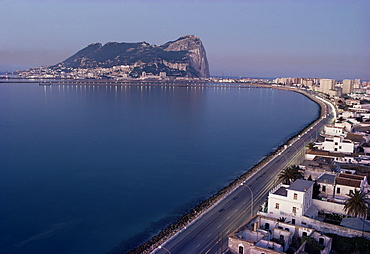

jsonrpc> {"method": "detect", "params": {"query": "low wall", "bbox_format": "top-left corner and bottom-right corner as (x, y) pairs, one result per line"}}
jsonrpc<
(301, 216), (370, 240)
(312, 199), (346, 215)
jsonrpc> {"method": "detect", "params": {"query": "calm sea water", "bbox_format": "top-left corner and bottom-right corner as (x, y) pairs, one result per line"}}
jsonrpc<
(0, 83), (319, 254)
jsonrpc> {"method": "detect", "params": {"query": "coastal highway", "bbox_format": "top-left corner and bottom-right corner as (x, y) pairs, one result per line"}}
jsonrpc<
(153, 94), (335, 254)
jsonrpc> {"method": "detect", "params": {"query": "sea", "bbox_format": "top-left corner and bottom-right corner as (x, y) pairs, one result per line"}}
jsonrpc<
(0, 82), (319, 254)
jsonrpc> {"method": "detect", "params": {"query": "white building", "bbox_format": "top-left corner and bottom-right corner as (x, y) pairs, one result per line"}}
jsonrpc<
(342, 79), (354, 95)
(305, 149), (357, 164)
(319, 79), (335, 94)
(323, 125), (347, 137)
(228, 215), (332, 254)
(319, 136), (354, 154)
(267, 179), (314, 226)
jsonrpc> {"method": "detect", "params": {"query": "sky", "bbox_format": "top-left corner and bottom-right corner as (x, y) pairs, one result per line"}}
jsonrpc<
(0, 0), (369, 80)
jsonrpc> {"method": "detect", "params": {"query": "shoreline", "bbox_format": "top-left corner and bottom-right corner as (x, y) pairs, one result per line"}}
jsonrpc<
(2, 79), (327, 253)
(118, 86), (328, 254)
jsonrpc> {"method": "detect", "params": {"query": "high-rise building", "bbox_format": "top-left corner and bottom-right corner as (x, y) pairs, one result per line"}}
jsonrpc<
(354, 79), (361, 89)
(342, 79), (354, 94)
(319, 79), (335, 94)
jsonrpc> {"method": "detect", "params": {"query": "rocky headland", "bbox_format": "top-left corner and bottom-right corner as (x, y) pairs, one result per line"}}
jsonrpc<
(15, 35), (210, 79)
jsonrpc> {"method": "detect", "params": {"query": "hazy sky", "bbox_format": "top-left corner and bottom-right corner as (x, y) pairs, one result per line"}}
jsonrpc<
(1, 0), (369, 79)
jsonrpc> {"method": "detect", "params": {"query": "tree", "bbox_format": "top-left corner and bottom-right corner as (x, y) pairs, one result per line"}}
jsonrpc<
(344, 189), (370, 240)
(343, 189), (370, 219)
(278, 165), (304, 185)
(277, 217), (287, 222)
(307, 142), (316, 150)
(312, 181), (321, 199)
(302, 236), (324, 254)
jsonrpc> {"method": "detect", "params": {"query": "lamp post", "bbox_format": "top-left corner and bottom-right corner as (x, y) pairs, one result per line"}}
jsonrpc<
(158, 245), (171, 254)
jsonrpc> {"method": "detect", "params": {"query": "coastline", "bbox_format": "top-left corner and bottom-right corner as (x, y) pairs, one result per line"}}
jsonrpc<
(2, 79), (326, 253)
(118, 85), (327, 254)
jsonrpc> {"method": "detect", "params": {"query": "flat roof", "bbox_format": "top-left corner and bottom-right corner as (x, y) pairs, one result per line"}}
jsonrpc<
(288, 179), (314, 192)
(317, 173), (336, 184)
(273, 186), (287, 196)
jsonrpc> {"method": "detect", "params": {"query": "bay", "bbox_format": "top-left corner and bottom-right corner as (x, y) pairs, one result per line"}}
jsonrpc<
(0, 83), (319, 253)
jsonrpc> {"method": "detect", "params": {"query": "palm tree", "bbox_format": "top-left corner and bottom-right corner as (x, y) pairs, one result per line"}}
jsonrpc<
(278, 165), (304, 185)
(343, 190), (369, 219)
(343, 189), (370, 238)
(306, 142), (316, 150)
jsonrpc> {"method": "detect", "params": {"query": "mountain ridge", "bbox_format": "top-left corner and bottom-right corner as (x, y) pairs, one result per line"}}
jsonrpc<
(56, 35), (209, 78)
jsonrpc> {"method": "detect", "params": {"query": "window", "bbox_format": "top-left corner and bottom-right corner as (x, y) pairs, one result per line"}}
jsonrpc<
(280, 235), (284, 243)
(275, 203), (280, 209)
(292, 219), (296, 225)
(238, 246), (243, 254)
(337, 187), (341, 194)
(293, 193), (298, 200)
(319, 238), (324, 245)
(292, 207), (297, 213)
(335, 142), (338, 145)
(350, 190), (354, 195)
(322, 186), (326, 192)
(303, 232), (307, 237)
(265, 223), (270, 230)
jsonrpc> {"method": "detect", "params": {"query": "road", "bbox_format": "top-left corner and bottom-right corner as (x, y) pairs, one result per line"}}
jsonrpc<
(153, 93), (335, 254)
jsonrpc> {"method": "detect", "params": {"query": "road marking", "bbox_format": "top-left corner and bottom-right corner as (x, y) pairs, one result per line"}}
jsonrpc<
(235, 209), (238, 212)
(208, 233), (212, 238)
(217, 224), (221, 228)
(227, 216), (230, 220)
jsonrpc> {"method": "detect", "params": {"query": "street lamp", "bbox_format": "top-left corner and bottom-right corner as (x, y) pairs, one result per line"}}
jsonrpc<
(158, 245), (172, 254)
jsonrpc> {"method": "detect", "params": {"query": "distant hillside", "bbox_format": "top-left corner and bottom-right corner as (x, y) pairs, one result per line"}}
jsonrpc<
(56, 35), (209, 78)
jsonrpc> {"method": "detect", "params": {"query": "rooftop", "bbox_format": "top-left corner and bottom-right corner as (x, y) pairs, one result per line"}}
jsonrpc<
(306, 149), (346, 158)
(335, 177), (361, 188)
(273, 186), (288, 196)
(317, 173), (336, 184)
(288, 179), (314, 192)
(338, 173), (365, 180)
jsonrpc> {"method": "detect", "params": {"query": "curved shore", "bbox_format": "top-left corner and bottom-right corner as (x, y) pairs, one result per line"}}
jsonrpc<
(120, 86), (327, 254)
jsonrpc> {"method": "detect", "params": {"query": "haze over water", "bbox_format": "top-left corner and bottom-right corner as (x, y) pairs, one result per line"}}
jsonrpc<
(0, 83), (319, 253)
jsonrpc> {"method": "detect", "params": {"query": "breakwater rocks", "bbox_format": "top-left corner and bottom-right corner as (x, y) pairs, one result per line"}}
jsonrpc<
(119, 89), (326, 254)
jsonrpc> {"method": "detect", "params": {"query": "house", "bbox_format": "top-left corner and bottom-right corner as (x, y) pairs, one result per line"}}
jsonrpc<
(345, 133), (366, 149)
(300, 156), (339, 180)
(227, 215), (332, 254)
(316, 136), (354, 154)
(266, 179), (314, 226)
(315, 173), (368, 202)
(334, 173), (368, 199)
(323, 125), (347, 137)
